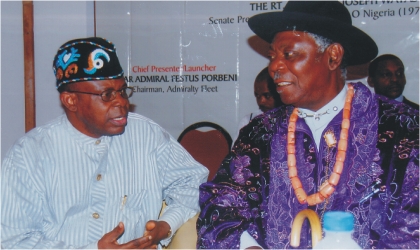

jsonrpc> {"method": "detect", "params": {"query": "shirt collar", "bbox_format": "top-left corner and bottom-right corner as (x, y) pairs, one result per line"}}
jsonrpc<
(64, 115), (110, 147)
(296, 85), (348, 148)
(297, 84), (348, 128)
(394, 95), (404, 102)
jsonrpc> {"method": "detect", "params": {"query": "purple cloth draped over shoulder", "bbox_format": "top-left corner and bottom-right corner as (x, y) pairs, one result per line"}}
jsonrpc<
(197, 83), (419, 249)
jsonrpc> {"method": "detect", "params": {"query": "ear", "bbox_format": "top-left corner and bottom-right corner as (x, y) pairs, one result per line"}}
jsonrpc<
(367, 76), (375, 88)
(60, 92), (78, 112)
(326, 43), (344, 71)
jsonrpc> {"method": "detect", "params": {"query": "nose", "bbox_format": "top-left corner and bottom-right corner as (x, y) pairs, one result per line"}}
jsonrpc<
(390, 73), (398, 83)
(261, 97), (268, 104)
(257, 97), (264, 107)
(112, 90), (129, 107)
(269, 57), (286, 78)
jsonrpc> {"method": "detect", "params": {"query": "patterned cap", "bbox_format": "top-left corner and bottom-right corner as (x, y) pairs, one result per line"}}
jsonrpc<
(53, 37), (124, 89)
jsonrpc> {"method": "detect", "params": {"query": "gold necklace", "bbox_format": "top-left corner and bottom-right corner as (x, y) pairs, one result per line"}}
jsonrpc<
(287, 84), (354, 206)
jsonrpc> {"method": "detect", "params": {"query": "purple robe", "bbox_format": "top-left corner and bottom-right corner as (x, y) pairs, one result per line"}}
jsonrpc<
(197, 83), (419, 249)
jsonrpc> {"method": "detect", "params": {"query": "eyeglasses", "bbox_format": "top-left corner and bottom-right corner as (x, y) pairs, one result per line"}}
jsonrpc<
(66, 86), (134, 102)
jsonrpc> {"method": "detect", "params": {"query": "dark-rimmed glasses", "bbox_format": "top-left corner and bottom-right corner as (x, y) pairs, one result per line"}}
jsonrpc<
(66, 86), (134, 102)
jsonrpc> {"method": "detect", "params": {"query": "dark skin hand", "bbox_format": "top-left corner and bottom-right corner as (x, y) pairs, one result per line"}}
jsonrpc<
(98, 221), (171, 249)
(143, 220), (171, 247)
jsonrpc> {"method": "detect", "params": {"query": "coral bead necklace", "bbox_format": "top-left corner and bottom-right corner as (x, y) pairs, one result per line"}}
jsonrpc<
(287, 84), (354, 206)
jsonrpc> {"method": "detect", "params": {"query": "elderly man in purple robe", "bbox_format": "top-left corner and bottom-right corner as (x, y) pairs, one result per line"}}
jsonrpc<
(196, 1), (419, 249)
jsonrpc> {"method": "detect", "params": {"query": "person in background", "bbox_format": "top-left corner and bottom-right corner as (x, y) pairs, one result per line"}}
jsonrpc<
(368, 54), (419, 110)
(1, 37), (208, 249)
(233, 67), (282, 143)
(196, 1), (418, 249)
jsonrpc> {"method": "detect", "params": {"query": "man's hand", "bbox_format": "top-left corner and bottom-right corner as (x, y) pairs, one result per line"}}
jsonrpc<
(143, 220), (171, 247)
(98, 222), (154, 249)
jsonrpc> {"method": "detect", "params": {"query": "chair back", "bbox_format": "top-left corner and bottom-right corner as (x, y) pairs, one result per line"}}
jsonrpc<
(178, 122), (232, 181)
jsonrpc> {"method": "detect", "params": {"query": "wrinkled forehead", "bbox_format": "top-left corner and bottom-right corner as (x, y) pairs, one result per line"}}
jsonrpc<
(254, 79), (269, 90)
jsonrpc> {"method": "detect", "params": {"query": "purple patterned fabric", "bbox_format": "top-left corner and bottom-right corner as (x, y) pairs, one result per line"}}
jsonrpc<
(197, 83), (419, 249)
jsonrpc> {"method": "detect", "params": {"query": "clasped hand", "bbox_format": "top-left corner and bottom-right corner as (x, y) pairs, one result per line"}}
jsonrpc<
(98, 220), (171, 249)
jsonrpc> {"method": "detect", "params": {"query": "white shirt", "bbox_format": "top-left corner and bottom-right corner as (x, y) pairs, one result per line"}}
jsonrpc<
(2, 113), (208, 249)
(395, 94), (404, 102)
(297, 84), (347, 149)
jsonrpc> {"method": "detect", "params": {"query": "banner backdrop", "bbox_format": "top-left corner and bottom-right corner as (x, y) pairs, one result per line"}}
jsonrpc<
(96, 1), (419, 141)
